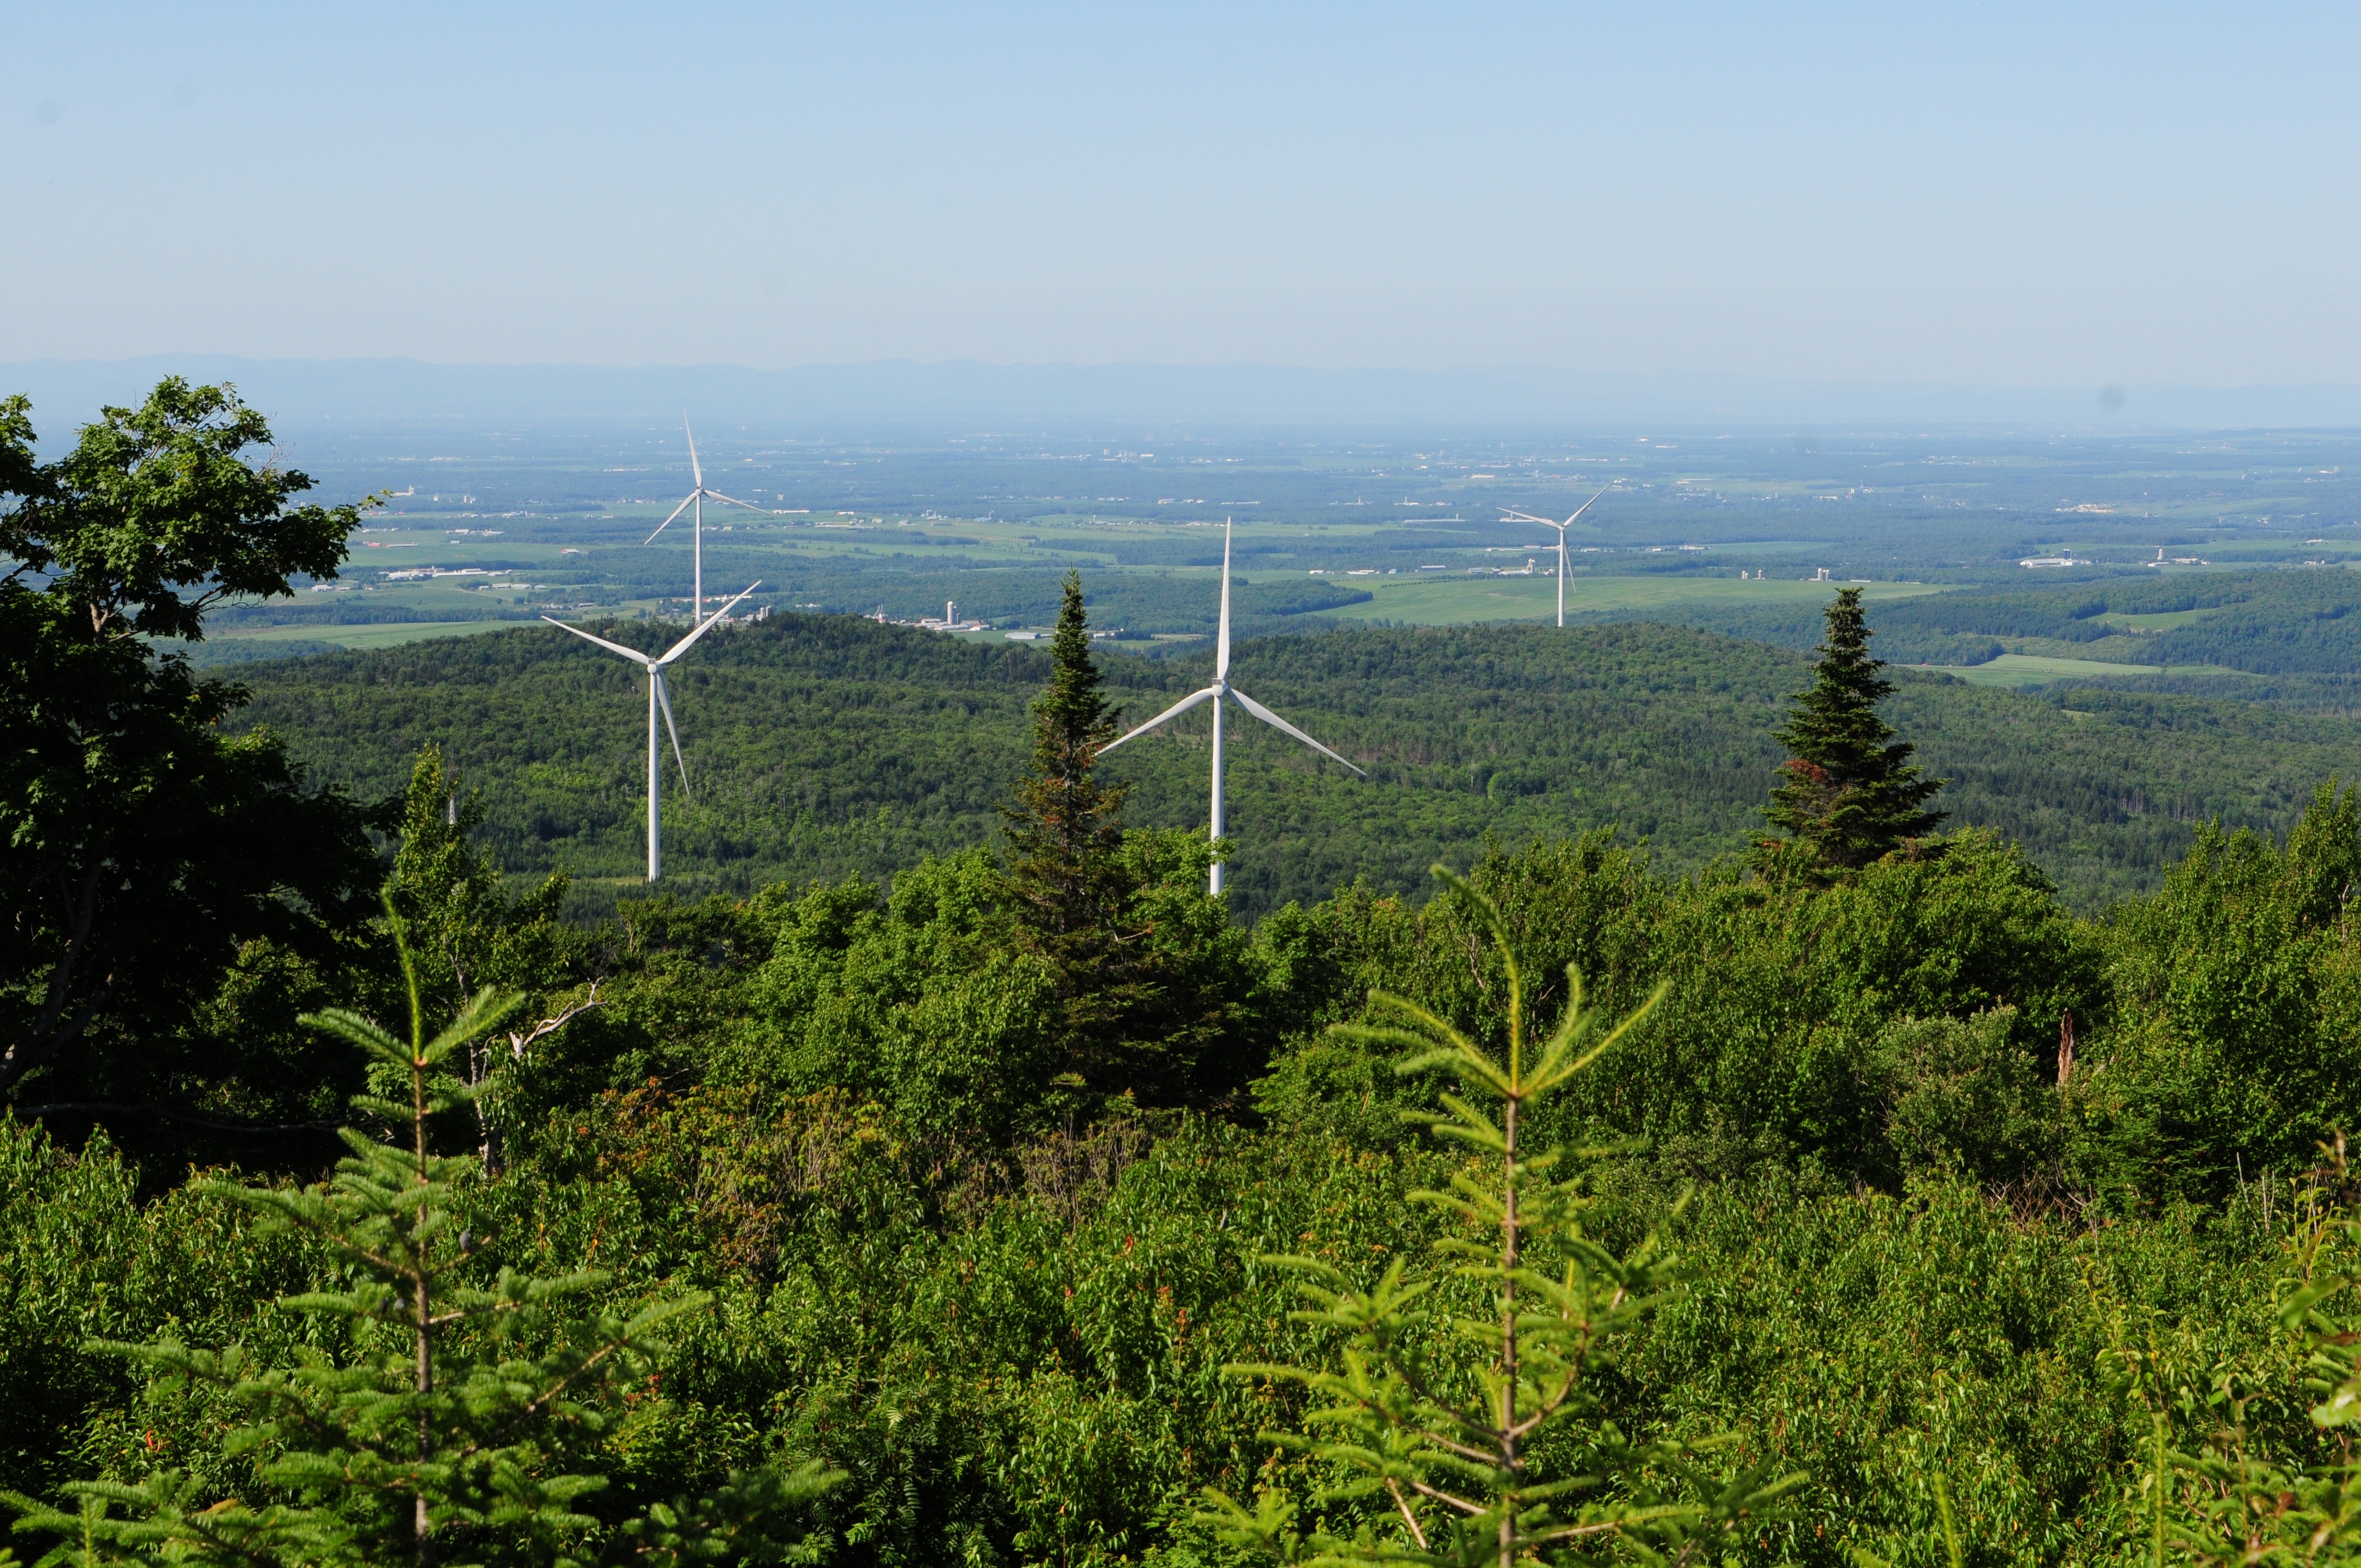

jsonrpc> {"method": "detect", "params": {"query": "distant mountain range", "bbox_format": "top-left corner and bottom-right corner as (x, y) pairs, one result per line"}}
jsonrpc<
(9, 355), (2361, 434)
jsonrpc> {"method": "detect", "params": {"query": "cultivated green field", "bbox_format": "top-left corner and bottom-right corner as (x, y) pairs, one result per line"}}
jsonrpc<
(1312, 571), (1944, 625)
(1906, 652), (2264, 689)
(211, 619), (520, 650)
(1909, 652), (2161, 687)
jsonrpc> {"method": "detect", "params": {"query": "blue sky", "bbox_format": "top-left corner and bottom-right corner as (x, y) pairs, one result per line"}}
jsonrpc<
(6, 3), (2357, 386)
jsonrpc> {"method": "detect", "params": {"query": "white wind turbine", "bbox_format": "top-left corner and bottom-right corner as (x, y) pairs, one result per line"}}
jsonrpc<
(1098, 520), (1364, 897)
(646, 417), (777, 619)
(542, 581), (759, 881)
(1501, 486), (1611, 627)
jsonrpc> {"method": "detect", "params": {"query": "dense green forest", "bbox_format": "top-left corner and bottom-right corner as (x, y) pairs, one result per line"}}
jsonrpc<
(15, 384), (2361, 1567)
(233, 612), (2361, 915)
(1628, 568), (2361, 703)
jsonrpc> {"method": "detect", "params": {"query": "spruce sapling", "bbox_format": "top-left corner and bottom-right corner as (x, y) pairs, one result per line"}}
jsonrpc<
(1205, 868), (1801, 1566)
(2148, 1136), (2361, 1566)
(5, 893), (836, 1568)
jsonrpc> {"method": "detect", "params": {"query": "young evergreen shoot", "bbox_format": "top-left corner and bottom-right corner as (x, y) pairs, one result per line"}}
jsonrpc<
(1204, 867), (1801, 1566)
(1762, 587), (1945, 875)
(4, 894), (836, 1568)
(2135, 1139), (2361, 1567)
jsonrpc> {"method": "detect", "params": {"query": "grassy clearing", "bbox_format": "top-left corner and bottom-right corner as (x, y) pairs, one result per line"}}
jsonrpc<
(1912, 653), (2157, 687)
(2095, 608), (2220, 632)
(1990, 633), (2161, 664)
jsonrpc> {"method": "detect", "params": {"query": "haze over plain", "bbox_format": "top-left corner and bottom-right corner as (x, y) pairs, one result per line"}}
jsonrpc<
(6, 3), (2360, 418)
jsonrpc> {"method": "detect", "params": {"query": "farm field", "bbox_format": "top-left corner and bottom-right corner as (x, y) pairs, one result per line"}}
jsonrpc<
(1910, 652), (2164, 686)
(144, 420), (2361, 670)
(211, 619), (523, 650)
(1310, 570), (1944, 625)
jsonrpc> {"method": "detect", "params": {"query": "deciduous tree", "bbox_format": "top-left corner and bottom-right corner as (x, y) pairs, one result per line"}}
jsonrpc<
(0, 381), (381, 1109)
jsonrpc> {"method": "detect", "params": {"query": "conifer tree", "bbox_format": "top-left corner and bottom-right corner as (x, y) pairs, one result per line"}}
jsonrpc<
(1002, 572), (1155, 1077)
(1762, 587), (1945, 874)
(1004, 573), (1130, 937)
(1205, 869), (1799, 1565)
(4, 895), (836, 1568)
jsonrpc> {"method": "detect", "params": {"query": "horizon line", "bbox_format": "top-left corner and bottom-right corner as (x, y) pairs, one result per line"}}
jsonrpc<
(7, 352), (2357, 398)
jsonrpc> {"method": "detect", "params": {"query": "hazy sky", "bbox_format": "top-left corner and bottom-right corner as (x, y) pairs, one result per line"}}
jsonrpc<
(7, 3), (2358, 386)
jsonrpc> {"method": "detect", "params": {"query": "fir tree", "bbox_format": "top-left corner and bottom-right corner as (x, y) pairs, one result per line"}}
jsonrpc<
(1004, 572), (1129, 935)
(1762, 587), (1945, 875)
(3, 896), (836, 1568)
(1001, 573), (1155, 1083)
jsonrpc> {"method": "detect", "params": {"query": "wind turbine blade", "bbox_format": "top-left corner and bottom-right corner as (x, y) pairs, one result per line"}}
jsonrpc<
(655, 670), (692, 802)
(656, 580), (761, 664)
(702, 489), (774, 514)
(685, 416), (702, 489)
(1097, 685), (1217, 754)
(542, 617), (654, 666)
(1216, 519), (1233, 680)
(1499, 509), (1552, 525)
(1564, 486), (1612, 526)
(645, 492), (695, 544)
(1228, 687), (1367, 776)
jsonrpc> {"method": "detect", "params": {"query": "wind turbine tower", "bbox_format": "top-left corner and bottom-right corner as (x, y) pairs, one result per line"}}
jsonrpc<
(1099, 520), (1364, 896)
(542, 582), (760, 880)
(647, 417), (777, 619)
(1502, 487), (1611, 627)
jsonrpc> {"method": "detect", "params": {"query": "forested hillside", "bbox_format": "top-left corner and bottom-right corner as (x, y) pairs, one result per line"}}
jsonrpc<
(16, 781), (2361, 1565)
(17, 385), (2361, 1568)
(235, 614), (2361, 913)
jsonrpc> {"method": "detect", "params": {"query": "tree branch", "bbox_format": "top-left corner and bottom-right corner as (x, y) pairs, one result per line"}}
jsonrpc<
(1402, 1477), (1487, 1517)
(505, 982), (600, 1061)
(4, 861), (110, 1091)
(1386, 1479), (1430, 1549)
